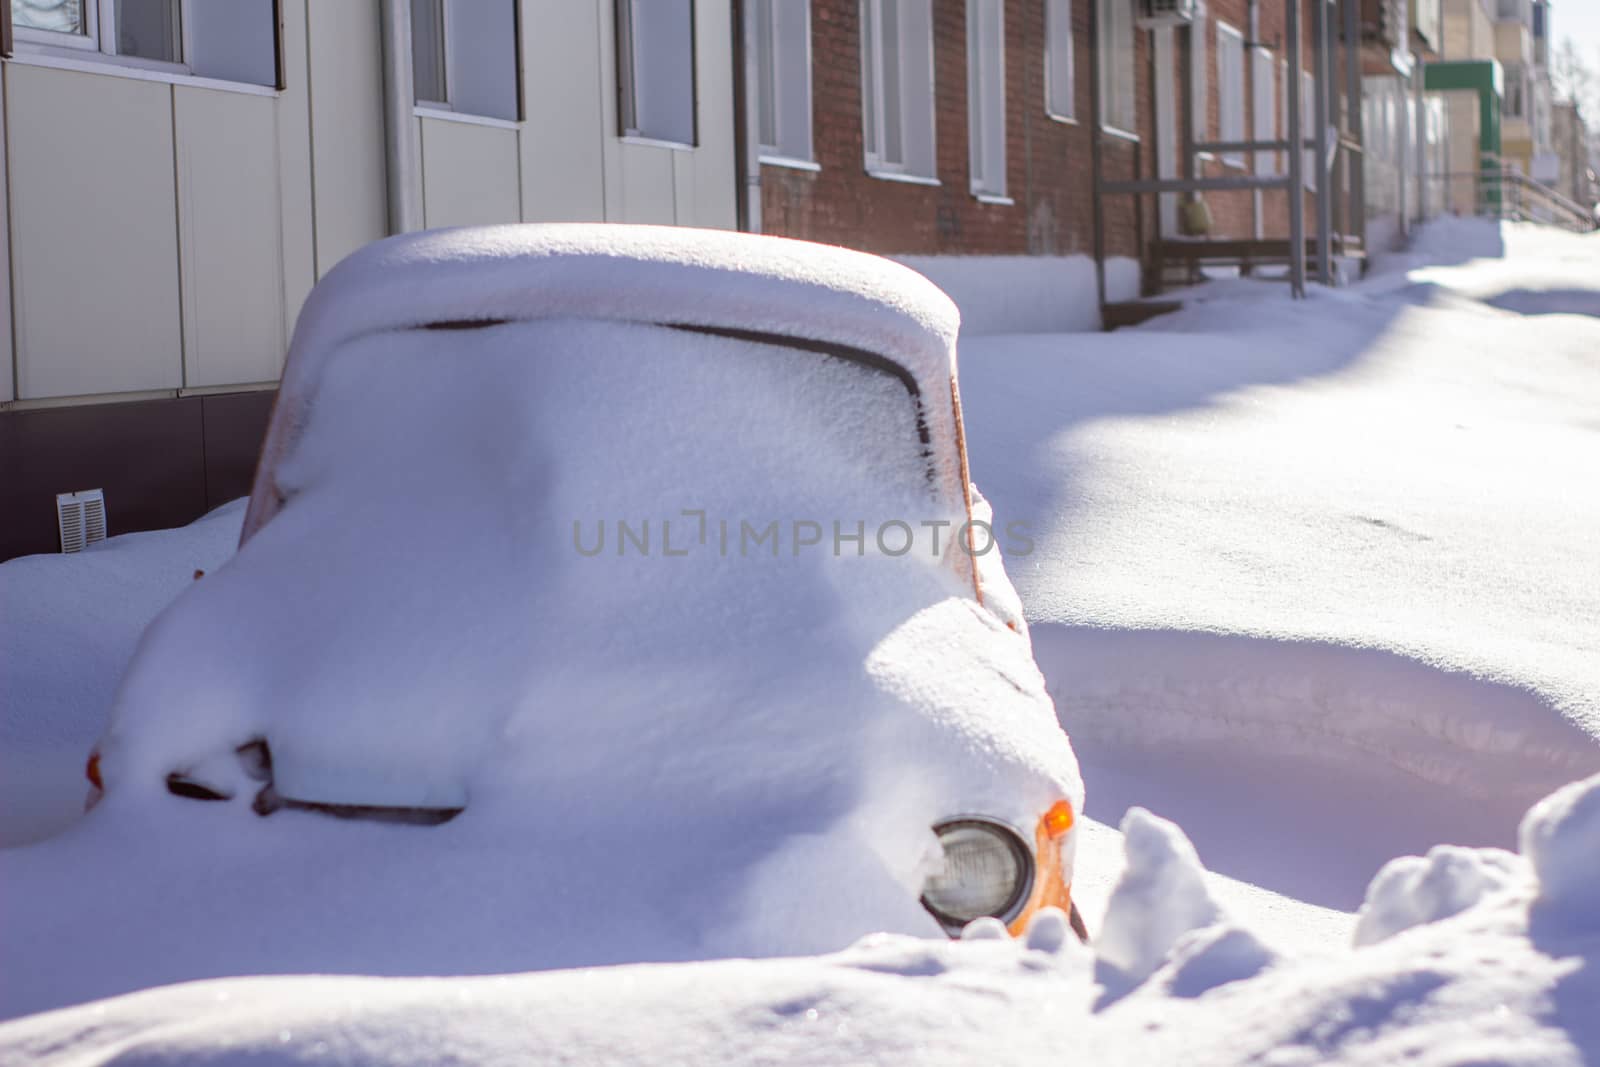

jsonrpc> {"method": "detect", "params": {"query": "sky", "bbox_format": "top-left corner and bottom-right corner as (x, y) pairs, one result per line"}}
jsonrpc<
(1551, 1), (1600, 115)
(1555, 1), (1600, 60)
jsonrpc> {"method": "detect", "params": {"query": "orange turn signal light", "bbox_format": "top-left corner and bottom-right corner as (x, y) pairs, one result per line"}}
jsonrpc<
(1043, 799), (1075, 839)
(85, 752), (104, 790)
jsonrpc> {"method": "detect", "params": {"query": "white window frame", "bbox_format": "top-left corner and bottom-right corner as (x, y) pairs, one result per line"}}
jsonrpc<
(1278, 57), (1289, 175)
(10, 0), (279, 88)
(1189, 3), (1208, 147)
(752, 0), (815, 167)
(967, 0), (1008, 199)
(1252, 47), (1276, 176)
(1302, 69), (1316, 190)
(615, 0), (698, 147)
(16, 0), (189, 74)
(859, 0), (938, 182)
(1045, 0), (1074, 123)
(1096, 0), (1137, 138)
(1215, 20), (1245, 168)
(13, 0), (101, 52)
(411, 0), (450, 110)
(412, 0), (523, 125)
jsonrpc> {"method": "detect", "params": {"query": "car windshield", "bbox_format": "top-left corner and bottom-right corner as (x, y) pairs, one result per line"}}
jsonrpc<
(174, 316), (969, 810)
(273, 317), (941, 547)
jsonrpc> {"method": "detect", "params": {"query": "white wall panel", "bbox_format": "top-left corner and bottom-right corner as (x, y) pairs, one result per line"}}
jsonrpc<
(307, 0), (388, 272)
(597, 0), (735, 228)
(0, 69), (14, 402)
(8, 65), (181, 399)
(419, 118), (523, 228)
(274, 0), (316, 336)
(521, 0), (606, 221)
(618, 145), (680, 224)
(681, 0), (737, 229)
(175, 87), (286, 388)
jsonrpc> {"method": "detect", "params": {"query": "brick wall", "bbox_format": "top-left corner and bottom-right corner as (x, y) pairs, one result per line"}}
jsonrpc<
(761, 0), (1150, 262)
(760, 1), (1336, 281)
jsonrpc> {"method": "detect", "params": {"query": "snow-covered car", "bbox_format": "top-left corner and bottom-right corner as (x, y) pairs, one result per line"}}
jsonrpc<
(83, 224), (1085, 960)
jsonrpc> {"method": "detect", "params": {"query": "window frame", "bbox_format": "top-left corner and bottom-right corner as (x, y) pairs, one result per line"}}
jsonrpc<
(411, 0), (450, 111)
(1189, 5), (1208, 146)
(10, 0), (281, 88)
(12, 0), (101, 52)
(752, 0), (815, 167)
(616, 0), (699, 148)
(1044, 0), (1074, 124)
(1278, 57), (1288, 175)
(859, 0), (938, 182)
(1302, 69), (1316, 190)
(1096, 0), (1136, 139)
(1251, 46), (1276, 176)
(1215, 19), (1245, 168)
(967, 0), (1007, 199)
(412, 0), (522, 125)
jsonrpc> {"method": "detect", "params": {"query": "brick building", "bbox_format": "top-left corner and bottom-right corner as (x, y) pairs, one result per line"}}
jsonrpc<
(749, 0), (1349, 295)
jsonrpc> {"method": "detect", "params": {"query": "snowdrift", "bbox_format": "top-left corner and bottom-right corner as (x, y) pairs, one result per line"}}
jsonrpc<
(3, 772), (1596, 1067)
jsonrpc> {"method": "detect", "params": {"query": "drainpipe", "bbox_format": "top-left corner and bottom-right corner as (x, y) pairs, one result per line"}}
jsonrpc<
(735, 0), (763, 233)
(380, 0), (423, 235)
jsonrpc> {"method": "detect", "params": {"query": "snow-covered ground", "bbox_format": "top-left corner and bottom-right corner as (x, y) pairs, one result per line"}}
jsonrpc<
(2, 219), (1598, 1064)
(0, 499), (245, 848)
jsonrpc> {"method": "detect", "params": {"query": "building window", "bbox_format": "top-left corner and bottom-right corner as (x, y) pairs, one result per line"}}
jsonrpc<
(616, 0), (696, 145)
(1097, 0), (1135, 135)
(860, 0), (937, 179)
(12, 0), (87, 35)
(10, 0), (279, 86)
(1045, 0), (1073, 122)
(1278, 58), (1288, 174)
(1216, 21), (1245, 167)
(411, 0), (520, 122)
(753, 0), (813, 164)
(1504, 65), (1525, 119)
(1190, 8), (1209, 142)
(1302, 70), (1316, 189)
(1252, 48), (1276, 175)
(967, 0), (1007, 197)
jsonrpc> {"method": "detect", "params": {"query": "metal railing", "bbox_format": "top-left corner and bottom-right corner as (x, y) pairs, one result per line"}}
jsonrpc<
(1423, 168), (1599, 233)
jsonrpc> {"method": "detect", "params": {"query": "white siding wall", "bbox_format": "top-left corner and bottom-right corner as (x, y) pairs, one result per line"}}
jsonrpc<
(175, 89), (289, 388)
(0, 0), (737, 407)
(0, 71), (12, 403)
(8, 66), (184, 399)
(521, 0), (606, 221)
(307, 0), (388, 276)
(599, 0), (738, 229)
(420, 117), (523, 228)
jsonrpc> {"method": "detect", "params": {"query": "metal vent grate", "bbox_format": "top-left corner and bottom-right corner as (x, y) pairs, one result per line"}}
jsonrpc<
(57, 489), (107, 554)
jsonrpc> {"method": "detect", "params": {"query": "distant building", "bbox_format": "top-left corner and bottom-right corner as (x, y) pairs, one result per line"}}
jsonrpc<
(1552, 100), (1597, 210)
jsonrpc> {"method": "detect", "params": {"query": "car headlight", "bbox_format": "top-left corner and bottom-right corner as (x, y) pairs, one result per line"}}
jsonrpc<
(920, 817), (1034, 933)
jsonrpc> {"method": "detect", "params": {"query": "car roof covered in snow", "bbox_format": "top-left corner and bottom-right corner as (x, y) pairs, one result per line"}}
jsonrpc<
(246, 224), (972, 547)
(288, 224), (961, 384)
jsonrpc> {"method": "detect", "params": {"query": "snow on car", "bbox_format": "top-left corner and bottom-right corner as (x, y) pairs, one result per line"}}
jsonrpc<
(5, 225), (1084, 1016)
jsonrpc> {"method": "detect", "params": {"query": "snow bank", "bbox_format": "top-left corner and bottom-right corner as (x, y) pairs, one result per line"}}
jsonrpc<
(1352, 845), (1522, 947)
(6, 774), (1597, 1066)
(957, 220), (1600, 894)
(1520, 772), (1600, 927)
(0, 500), (244, 847)
(894, 254), (1141, 334)
(1096, 808), (1221, 987)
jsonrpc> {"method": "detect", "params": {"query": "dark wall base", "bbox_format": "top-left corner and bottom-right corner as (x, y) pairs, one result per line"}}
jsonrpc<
(0, 391), (277, 563)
